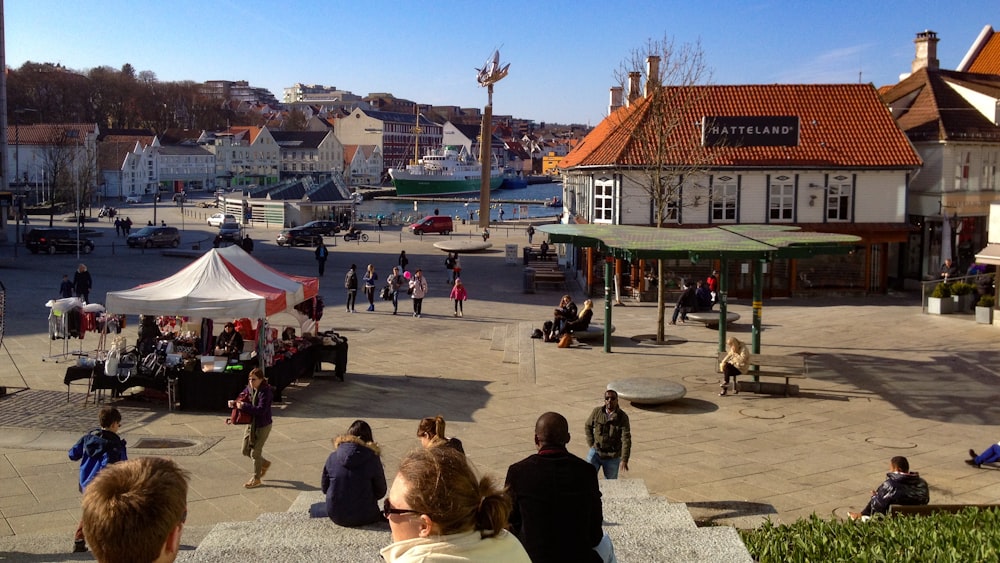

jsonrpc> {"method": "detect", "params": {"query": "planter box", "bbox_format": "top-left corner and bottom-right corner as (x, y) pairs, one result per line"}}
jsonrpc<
(953, 294), (974, 313)
(928, 296), (954, 314)
(976, 306), (994, 324)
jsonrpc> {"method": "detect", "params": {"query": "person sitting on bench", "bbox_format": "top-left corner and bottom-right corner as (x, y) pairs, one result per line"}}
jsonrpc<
(560, 299), (593, 336)
(848, 456), (929, 520)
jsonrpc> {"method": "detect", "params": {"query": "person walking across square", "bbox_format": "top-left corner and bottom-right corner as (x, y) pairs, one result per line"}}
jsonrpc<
(68, 406), (128, 553)
(450, 278), (467, 317)
(584, 390), (631, 479)
(345, 264), (358, 313)
(315, 241), (328, 276)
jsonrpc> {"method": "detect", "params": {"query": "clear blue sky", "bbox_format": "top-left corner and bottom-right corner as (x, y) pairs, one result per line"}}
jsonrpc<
(5, 0), (996, 126)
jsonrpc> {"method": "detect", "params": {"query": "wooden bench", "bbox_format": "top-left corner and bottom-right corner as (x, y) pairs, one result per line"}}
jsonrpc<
(524, 246), (554, 262)
(718, 352), (807, 396)
(889, 504), (1000, 516)
(533, 270), (566, 289)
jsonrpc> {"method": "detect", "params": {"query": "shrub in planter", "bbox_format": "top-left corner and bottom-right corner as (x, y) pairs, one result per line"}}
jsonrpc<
(931, 282), (951, 298)
(951, 282), (974, 296)
(978, 295), (995, 308)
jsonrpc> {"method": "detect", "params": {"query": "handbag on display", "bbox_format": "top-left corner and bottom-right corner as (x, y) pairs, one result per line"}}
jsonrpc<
(557, 333), (573, 348)
(226, 390), (253, 425)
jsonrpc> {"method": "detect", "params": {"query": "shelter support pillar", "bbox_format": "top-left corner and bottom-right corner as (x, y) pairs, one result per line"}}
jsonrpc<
(603, 255), (613, 353)
(717, 258), (728, 353)
(752, 258), (763, 354)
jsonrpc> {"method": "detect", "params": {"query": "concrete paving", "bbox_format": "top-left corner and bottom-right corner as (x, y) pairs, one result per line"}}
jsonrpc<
(2, 196), (1000, 560)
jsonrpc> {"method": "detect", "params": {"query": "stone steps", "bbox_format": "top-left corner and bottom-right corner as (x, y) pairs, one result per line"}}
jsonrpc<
(178, 478), (753, 562)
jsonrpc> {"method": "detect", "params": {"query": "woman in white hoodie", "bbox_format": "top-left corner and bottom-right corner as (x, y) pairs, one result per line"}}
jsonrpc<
(380, 447), (529, 562)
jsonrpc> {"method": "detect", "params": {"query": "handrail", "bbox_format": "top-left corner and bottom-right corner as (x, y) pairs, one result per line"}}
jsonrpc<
(920, 273), (995, 313)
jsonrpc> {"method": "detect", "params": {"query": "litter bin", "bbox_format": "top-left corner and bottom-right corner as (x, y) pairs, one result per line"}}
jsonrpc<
(523, 268), (536, 294)
(523, 246), (532, 265)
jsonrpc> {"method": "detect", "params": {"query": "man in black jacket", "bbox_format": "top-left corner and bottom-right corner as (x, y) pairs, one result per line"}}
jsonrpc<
(669, 280), (697, 324)
(848, 456), (929, 519)
(505, 412), (605, 563)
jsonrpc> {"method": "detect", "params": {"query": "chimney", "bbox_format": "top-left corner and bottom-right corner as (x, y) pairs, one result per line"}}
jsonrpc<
(609, 86), (623, 114)
(627, 72), (641, 105)
(645, 56), (661, 97)
(912, 30), (940, 72)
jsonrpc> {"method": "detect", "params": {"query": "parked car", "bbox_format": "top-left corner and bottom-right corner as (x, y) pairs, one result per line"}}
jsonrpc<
(207, 213), (237, 227)
(299, 220), (341, 236)
(124, 195), (142, 204)
(409, 215), (454, 235)
(276, 228), (322, 247)
(25, 228), (95, 255)
(217, 222), (241, 243)
(127, 226), (181, 248)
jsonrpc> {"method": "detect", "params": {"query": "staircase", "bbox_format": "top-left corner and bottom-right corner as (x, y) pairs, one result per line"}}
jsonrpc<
(177, 479), (752, 562)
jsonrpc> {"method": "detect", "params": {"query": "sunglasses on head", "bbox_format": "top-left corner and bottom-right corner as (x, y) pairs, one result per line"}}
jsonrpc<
(382, 498), (421, 519)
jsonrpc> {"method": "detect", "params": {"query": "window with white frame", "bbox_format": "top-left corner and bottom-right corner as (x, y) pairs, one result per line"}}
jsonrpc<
(768, 177), (794, 221)
(594, 177), (614, 223)
(826, 177), (852, 221)
(711, 176), (738, 222)
(954, 151), (970, 190)
(983, 153), (997, 191)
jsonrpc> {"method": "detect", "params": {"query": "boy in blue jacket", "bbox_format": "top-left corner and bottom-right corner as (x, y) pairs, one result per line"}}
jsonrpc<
(68, 406), (127, 553)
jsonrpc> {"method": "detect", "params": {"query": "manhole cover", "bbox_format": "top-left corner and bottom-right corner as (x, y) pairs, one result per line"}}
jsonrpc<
(132, 438), (197, 449)
(865, 437), (917, 449)
(739, 408), (784, 420)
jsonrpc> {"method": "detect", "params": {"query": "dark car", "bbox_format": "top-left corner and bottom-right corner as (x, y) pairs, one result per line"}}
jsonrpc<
(127, 226), (181, 248)
(299, 220), (341, 236)
(217, 222), (242, 242)
(25, 228), (95, 255)
(276, 228), (321, 247)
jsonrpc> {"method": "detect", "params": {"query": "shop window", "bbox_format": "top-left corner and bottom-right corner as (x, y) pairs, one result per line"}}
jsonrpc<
(826, 183), (852, 221)
(769, 181), (794, 222)
(983, 153), (998, 191)
(712, 180), (737, 222)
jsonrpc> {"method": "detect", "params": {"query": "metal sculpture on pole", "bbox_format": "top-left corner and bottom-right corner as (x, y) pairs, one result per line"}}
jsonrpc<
(476, 50), (509, 229)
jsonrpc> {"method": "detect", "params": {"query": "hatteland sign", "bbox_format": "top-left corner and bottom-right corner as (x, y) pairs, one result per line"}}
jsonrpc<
(702, 116), (799, 147)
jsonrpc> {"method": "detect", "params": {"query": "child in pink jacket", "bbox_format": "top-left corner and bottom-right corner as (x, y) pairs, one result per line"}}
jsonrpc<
(450, 279), (468, 317)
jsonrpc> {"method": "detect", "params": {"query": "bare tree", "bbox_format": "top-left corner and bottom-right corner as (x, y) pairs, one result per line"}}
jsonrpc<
(610, 35), (716, 343)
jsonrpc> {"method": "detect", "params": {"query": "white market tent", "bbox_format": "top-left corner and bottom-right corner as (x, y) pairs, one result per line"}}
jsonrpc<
(105, 245), (320, 321)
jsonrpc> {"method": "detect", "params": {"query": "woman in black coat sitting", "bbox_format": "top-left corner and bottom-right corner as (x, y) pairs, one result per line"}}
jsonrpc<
(321, 420), (387, 527)
(560, 299), (594, 335)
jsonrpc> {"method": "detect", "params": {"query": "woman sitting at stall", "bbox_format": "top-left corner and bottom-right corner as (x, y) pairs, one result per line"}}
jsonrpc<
(214, 322), (244, 360)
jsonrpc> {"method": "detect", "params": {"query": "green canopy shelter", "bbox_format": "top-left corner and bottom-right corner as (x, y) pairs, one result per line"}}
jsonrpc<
(537, 224), (861, 353)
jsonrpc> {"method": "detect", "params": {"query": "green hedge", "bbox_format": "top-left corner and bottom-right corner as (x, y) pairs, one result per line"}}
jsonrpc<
(740, 509), (1000, 562)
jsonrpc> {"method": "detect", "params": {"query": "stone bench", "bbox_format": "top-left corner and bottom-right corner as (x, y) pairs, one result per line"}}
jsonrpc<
(608, 377), (687, 405)
(686, 311), (740, 328)
(718, 352), (807, 396)
(573, 324), (615, 341)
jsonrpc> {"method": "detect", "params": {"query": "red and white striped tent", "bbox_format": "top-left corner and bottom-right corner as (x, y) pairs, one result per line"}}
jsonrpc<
(105, 245), (319, 321)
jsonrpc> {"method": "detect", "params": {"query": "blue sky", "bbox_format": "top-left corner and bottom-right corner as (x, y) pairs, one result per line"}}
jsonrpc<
(5, 1), (996, 126)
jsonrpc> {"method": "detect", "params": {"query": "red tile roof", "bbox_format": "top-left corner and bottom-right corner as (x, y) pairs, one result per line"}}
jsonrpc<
(967, 29), (1000, 74)
(880, 68), (1000, 142)
(6, 123), (96, 146)
(561, 84), (921, 170)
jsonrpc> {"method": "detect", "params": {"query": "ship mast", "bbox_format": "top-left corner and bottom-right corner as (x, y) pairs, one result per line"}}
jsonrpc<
(411, 106), (422, 166)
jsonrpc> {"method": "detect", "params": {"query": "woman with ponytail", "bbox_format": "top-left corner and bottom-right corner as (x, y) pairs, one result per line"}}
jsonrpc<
(380, 447), (530, 562)
(416, 415), (465, 454)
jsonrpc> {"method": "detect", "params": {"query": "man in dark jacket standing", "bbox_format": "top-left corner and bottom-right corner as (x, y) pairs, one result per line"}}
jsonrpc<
(585, 390), (631, 479)
(848, 456), (929, 519)
(506, 412), (605, 563)
(315, 241), (328, 276)
(73, 264), (93, 304)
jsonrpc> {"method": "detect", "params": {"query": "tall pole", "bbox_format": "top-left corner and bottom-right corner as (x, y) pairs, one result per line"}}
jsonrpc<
(475, 50), (508, 230)
(478, 85), (492, 229)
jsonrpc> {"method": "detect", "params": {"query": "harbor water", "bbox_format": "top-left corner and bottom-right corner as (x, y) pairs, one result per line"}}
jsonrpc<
(355, 182), (563, 225)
